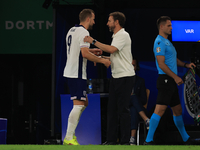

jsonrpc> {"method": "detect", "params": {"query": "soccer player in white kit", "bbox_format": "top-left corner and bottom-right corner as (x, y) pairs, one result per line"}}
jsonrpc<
(63, 9), (111, 145)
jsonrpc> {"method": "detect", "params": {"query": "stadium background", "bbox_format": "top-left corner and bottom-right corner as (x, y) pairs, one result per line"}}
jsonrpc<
(0, 0), (200, 145)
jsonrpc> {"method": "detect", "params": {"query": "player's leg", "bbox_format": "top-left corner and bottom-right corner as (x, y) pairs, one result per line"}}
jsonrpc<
(170, 80), (190, 143)
(64, 78), (87, 145)
(171, 104), (190, 142)
(65, 100), (85, 139)
(75, 96), (88, 123)
(145, 104), (167, 143)
(71, 97), (88, 142)
(145, 75), (172, 144)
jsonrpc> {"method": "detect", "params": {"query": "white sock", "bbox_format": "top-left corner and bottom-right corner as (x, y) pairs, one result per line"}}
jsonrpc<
(73, 106), (86, 137)
(65, 105), (86, 140)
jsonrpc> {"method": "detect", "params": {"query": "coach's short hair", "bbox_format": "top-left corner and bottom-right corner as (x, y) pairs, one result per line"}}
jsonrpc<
(79, 9), (94, 22)
(157, 16), (171, 30)
(109, 11), (126, 27)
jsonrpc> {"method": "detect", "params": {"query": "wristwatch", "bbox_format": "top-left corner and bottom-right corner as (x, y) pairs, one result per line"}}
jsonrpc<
(92, 39), (97, 45)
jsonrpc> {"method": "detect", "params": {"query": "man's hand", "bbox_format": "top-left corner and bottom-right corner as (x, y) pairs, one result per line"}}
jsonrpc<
(89, 48), (103, 56)
(93, 58), (110, 68)
(103, 59), (111, 68)
(186, 62), (196, 69)
(174, 76), (184, 86)
(84, 36), (94, 44)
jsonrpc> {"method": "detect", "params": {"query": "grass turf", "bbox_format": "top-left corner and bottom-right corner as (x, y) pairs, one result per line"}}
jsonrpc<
(0, 145), (200, 150)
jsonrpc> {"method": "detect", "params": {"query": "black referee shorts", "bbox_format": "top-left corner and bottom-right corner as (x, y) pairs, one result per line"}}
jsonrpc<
(156, 74), (180, 107)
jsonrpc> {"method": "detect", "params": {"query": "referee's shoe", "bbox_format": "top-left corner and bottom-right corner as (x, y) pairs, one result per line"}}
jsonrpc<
(184, 137), (200, 145)
(143, 141), (155, 145)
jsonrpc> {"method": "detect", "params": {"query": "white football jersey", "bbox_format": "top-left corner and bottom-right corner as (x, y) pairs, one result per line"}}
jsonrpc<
(63, 25), (90, 79)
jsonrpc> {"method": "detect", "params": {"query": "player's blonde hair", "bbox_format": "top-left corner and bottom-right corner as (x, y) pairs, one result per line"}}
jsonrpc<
(79, 9), (94, 22)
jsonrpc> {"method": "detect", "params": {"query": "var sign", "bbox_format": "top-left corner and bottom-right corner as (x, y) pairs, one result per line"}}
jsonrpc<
(185, 29), (194, 33)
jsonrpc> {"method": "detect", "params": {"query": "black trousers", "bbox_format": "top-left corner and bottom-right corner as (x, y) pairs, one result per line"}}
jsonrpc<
(107, 76), (135, 144)
(130, 95), (146, 130)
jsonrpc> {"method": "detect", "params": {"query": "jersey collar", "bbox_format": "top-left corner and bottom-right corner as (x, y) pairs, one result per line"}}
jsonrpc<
(75, 24), (85, 29)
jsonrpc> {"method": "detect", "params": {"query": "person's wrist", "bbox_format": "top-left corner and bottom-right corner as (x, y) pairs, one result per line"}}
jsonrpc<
(184, 63), (188, 68)
(92, 39), (97, 45)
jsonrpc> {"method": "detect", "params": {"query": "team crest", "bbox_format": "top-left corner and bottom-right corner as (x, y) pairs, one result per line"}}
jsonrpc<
(156, 47), (161, 53)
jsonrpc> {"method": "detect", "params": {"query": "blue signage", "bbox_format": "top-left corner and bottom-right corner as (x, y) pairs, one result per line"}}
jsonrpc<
(171, 21), (200, 42)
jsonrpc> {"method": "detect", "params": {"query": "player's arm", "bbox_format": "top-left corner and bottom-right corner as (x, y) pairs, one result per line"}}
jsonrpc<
(89, 48), (102, 56)
(84, 36), (118, 54)
(177, 58), (196, 69)
(81, 47), (111, 68)
(156, 55), (183, 85)
(101, 55), (110, 60)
